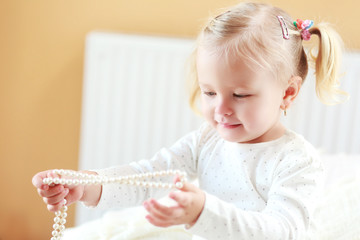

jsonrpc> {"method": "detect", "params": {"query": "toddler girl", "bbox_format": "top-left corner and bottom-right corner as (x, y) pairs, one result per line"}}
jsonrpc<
(33, 2), (346, 239)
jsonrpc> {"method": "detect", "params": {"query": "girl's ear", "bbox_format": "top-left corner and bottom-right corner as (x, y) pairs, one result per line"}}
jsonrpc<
(280, 76), (302, 110)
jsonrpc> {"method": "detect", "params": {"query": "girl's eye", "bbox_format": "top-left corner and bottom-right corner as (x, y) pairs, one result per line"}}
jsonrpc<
(203, 91), (216, 97)
(233, 93), (250, 98)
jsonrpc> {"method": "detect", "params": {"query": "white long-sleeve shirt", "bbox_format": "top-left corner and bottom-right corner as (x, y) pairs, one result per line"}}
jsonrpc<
(95, 123), (323, 239)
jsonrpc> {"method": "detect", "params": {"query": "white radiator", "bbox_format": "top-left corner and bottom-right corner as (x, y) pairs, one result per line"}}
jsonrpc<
(76, 32), (360, 225)
(76, 32), (203, 225)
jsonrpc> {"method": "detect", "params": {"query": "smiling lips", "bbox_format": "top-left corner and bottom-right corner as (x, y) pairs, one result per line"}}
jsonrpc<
(218, 122), (242, 129)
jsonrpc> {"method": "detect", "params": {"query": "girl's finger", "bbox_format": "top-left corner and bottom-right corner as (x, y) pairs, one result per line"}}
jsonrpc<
(144, 200), (169, 220)
(178, 181), (198, 192)
(169, 191), (190, 207)
(38, 184), (64, 198)
(32, 171), (49, 189)
(149, 199), (173, 214)
(43, 188), (69, 205)
(47, 199), (66, 212)
(145, 215), (172, 228)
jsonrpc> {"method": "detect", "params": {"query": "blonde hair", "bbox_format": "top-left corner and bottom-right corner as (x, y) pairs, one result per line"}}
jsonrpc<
(188, 2), (347, 111)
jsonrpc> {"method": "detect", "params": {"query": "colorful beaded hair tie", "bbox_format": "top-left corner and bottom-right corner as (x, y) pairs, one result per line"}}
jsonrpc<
(43, 169), (187, 240)
(293, 19), (314, 41)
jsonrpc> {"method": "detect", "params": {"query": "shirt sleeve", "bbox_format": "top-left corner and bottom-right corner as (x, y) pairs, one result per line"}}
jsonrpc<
(94, 123), (211, 209)
(188, 154), (324, 240)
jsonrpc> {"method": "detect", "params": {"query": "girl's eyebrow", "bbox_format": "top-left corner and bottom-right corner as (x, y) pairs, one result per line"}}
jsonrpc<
(199, 82), (253, 91)
(198, 83), (216, 89)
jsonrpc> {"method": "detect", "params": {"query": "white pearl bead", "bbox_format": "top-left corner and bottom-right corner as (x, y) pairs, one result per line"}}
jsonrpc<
(54, 217), (60, 223)
(52, 230), (59, 236)
(65, 179), (73, 185)
(60, 179), (66, 185)
(175, 182), (183, 189)
(53, 223), (59, 229)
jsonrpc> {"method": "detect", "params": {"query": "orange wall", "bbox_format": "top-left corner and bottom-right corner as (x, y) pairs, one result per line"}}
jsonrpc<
(0, 0), (358, 239)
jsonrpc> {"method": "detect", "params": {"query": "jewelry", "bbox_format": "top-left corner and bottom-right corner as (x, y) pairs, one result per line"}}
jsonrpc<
(284, 108), (287, 116)
(43, 169), (187, 240)
(51, 199), (68, 240)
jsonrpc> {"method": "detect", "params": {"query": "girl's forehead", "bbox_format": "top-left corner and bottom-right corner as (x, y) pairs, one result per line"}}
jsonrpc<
(197, 46), (254, 71)
(197, 47), (261, 78)
(197, 47), (280, 89)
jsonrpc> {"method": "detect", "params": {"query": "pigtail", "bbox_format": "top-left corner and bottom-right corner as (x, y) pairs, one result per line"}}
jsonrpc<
(187, 47), (201, 114)
(308, 23), (348, 104)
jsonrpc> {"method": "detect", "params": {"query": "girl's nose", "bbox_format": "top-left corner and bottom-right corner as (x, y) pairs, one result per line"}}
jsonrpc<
(215, 98), (233, 116)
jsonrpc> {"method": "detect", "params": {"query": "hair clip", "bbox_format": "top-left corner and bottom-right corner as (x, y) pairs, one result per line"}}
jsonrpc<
(293, 19), (314, 41)
(277, 16), (289, 40)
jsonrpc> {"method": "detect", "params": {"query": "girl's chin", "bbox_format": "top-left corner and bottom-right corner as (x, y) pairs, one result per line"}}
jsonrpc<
(217, 127), (249, 143)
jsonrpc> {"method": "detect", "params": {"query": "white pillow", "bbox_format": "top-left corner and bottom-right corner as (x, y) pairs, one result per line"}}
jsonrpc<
(312, 177), (360, 240)
(311, 153), (360, 240)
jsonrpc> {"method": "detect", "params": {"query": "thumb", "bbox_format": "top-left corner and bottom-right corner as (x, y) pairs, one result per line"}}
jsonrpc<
(173, 175), (196, 192)
(32, 171), (50, 189)
(177, 181), (198, 192)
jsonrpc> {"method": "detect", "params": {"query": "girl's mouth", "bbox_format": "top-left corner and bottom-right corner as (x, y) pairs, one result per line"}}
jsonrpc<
(219, 123), (242, 129)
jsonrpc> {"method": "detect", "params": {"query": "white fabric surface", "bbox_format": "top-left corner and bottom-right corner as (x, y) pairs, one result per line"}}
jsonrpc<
(310, 154), (360, 240)
(64, 197), (192, 240)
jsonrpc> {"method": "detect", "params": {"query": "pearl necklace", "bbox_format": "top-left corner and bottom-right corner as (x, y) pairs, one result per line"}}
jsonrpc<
(43, 169), (187, 240)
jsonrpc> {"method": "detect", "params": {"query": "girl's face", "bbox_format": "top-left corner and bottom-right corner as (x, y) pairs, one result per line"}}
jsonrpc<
(197, 48), (286, 143)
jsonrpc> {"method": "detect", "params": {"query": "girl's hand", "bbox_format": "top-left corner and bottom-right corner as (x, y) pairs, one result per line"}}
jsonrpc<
(143, 177), (205, 228)
(32, 170), (85, 212)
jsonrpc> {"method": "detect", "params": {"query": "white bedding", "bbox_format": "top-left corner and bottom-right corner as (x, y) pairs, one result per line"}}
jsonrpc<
(311, 154), (360, 240)
(64, 198), (192, 240)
